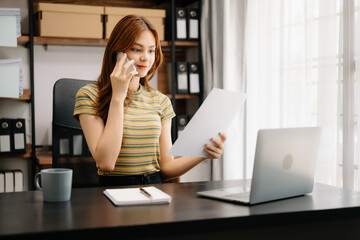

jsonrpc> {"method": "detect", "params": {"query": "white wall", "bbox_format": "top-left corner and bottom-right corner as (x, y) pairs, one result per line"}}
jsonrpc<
(34, 45), (104, 145)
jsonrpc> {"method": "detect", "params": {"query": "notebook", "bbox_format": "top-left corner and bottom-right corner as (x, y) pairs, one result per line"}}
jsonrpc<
(197, 127), (321, 205)
(104, 186), (172, 206)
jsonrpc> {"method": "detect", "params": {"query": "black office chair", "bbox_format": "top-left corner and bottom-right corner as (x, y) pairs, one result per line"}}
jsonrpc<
(52, 78), (99, 188)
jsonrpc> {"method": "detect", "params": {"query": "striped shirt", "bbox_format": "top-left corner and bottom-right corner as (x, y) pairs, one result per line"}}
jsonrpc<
(73, 83), (175, 176)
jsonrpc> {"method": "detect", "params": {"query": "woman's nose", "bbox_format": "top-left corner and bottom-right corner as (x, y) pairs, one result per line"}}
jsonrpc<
(140, 52), (149, 62)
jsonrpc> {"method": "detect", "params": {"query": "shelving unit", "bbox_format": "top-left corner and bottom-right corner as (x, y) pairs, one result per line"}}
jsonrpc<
(0, 0), (36, 190)
(170, 0), (203, 141)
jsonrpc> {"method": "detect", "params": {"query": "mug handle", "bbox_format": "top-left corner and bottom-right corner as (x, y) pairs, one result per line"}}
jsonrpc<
(34, 172), (42, 190)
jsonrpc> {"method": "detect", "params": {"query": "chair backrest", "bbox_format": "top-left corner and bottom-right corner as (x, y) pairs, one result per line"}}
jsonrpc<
(52, 78), (99, 188)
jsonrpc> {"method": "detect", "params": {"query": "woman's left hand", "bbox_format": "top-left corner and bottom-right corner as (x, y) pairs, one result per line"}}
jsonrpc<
(204, 132), (227, 159)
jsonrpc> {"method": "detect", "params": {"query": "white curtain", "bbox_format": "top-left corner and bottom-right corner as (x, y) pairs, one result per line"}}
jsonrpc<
(246, 0), (360, 190)
(201, 0), (247, 180)
(246, 0), (341, 185)
(202, 0), (360, 189)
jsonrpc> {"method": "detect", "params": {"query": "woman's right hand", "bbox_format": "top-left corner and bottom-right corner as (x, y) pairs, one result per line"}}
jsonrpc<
(110, 53), (138, 101)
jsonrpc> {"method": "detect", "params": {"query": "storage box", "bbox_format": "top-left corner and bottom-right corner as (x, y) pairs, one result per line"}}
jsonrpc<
(34, 3), (104, 39)
(104, 7), (166, 40)
(0, 58), (21, 98)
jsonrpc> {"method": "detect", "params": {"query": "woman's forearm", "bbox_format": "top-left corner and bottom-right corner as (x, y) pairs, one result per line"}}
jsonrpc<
(93, 98), (124, 171)
(160, 156), (206, 180)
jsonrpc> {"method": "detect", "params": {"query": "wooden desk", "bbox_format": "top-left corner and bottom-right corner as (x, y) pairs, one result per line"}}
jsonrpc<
(1, 180), (360, 239)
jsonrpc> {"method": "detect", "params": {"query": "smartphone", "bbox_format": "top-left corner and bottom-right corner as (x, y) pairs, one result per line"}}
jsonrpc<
(116, 52), (136, 76)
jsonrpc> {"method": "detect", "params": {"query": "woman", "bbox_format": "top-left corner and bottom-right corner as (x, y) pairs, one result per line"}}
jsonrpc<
(73, 15), (226, 186)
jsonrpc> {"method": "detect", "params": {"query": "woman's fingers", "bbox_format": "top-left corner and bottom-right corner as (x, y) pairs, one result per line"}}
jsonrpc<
(219, 132), (227, 143)
(126, 69), (138, 82)
(210, 137), (224, 150)
(204, 132), (227, 159)
(204, 147), (222, 159)
(113, 53), (127, 76)
(112, 53), (136, 83)
(204, 142), (222, 159)
(123, 59), (135, 74)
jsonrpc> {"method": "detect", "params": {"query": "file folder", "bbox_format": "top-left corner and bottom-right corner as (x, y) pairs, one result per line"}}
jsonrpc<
(0, 119), (12, 154)
(73, 134), (83, 156)
(12, 119), (26, 154)
(176, 8), (187, 40)
(0, 171), (4, 193)
(188, 63), (200, 94)
(59, 137), (70, 155)
(4, 170), (13, 192)
(176, 62), (189, 94)
(13, 169), (23, 192)
(187, 8), (199, 40)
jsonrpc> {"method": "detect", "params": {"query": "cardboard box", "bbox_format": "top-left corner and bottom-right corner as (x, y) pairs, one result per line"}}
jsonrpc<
(104, 7), (166, 40)
(34, 3), (104, 39)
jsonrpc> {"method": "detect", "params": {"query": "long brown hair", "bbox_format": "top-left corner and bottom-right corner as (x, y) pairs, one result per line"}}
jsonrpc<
(96, 15), (164, 123)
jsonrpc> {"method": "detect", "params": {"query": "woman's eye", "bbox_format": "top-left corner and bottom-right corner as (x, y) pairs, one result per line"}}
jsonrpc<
(149, 49), (155, 53)
(131, 48), (141, 52)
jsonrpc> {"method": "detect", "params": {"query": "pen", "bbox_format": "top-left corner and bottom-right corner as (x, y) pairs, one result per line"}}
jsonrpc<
(140, 187), (152, 199)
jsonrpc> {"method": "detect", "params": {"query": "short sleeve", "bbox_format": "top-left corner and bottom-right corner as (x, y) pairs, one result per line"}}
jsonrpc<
(73, 84), (98, 121)
(159, 93), (176, 122)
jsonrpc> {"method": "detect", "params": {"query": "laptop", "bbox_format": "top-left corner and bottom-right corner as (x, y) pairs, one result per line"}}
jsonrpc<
(197, 127), (321, 205)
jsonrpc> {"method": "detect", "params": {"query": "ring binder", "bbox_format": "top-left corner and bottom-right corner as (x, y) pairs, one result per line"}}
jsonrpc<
(0, 119), (12, 154)
(0, 170), (4, 193)
(4, 170), (14, 192)
(187, 8), (199, 40)
(177, 115), (189, 136)
(188, 63), (200, 94)
(12, 118), (26, 154)
(13, 169), (23, 192)
(176, 8), (187, 40)
(176, 62), (189, 94)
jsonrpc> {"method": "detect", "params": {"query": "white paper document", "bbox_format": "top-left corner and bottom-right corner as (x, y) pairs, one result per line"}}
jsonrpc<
(168, 88), (246, 157)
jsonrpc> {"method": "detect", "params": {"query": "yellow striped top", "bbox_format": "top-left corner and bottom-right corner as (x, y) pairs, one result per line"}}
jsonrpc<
(73, 83), (175, 176)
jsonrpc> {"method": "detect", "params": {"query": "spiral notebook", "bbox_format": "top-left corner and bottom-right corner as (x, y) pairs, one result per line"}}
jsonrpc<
(104, 186), (172, 206)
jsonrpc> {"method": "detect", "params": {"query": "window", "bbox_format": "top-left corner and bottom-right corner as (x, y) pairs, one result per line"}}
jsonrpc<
(246, 0), (360, 190)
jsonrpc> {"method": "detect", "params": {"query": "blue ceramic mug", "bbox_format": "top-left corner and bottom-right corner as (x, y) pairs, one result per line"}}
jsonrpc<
(34, 168), (73, 202)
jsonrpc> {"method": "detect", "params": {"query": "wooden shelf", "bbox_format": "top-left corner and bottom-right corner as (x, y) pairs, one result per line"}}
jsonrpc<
(161, 41), (199, 48)
(36, 150), (52, 168)
(167, 94), (199, 100)
(0, 89), (31, 101)
(17, 36), (29, 45)
(18, 36), (198, 48)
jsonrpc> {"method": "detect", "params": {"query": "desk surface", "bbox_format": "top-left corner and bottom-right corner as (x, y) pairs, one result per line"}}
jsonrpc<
(1, 180), (360, 239)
